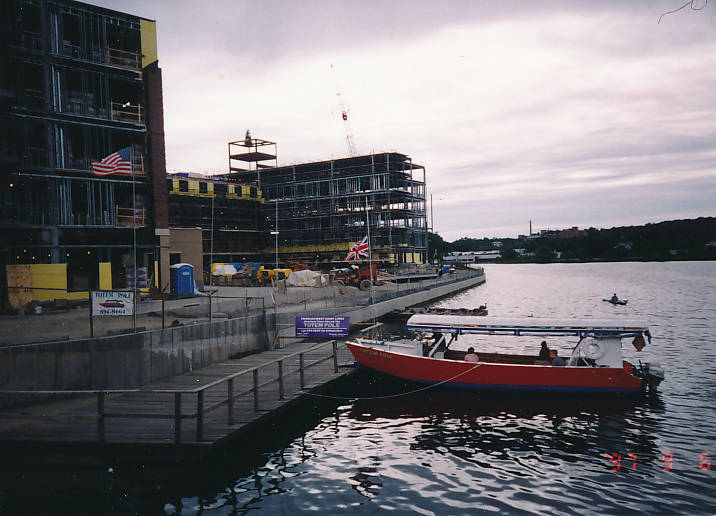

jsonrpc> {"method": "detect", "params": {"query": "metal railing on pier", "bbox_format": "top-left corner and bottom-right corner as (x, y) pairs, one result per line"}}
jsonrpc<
(0, 340), (342, 457)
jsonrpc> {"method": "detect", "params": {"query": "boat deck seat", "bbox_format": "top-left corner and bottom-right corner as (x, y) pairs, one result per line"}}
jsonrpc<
(445, 350), (543, 365)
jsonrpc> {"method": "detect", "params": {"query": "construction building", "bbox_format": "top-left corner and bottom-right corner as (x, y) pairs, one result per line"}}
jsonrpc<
(0, 0), (169, 310)
(227, 143), (428, 266)
(167, 173), (265, 282)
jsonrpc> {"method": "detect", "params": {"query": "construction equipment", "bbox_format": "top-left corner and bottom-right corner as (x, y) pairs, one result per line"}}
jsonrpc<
(330, 64), (358, 156)
(257, 267), (292, 286)
(333, 264), (382, 291)
(286, 260), (309, 271)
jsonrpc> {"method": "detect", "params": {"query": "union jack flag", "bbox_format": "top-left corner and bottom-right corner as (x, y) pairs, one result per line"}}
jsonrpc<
(91, 147), (132, 176)
(346, 236), (370, 261)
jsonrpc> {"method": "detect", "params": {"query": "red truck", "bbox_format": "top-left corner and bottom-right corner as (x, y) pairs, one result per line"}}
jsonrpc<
(333, 263), (381, 290)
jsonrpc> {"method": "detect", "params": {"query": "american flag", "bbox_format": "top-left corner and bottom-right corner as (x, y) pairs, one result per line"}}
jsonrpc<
(346, 235), (370, 261)
(91, 147), (132, 176)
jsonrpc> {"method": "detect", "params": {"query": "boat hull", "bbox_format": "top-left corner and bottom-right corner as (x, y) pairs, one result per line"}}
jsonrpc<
(346, 342), (643, 393)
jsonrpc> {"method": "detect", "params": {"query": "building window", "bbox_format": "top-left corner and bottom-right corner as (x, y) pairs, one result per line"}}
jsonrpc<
(199, 182), (208, 194)
(170, 252), (181, 265)
(179, 180), (188, 192)
(214, 184), (227, 197)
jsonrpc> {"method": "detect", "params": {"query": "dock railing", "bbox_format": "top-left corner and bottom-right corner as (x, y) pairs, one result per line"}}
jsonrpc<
(0, 340), (341, 455)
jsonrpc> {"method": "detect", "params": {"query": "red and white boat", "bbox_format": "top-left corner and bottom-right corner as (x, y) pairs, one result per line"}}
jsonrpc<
(346, 315), (664, 394)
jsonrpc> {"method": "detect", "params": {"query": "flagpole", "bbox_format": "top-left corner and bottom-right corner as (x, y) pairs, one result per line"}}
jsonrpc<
(210, 188), (214, 287)
(365, 197), (374, 311)
(132, 146), (137, 333)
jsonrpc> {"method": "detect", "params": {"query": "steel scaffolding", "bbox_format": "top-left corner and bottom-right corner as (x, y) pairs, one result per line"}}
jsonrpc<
(229, 152), (428, 265)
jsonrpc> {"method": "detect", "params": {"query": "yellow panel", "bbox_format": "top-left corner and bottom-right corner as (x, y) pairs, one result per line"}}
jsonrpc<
(140, 19), (158, 68)
(29, 264), (67, 301)
(99, 262), (112, 290)
(154, 260), (159, 287)
(25, 264), (89, 301)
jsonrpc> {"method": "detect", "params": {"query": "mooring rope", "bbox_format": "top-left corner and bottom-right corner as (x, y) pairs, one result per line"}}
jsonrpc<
(300, 363), (482, 401)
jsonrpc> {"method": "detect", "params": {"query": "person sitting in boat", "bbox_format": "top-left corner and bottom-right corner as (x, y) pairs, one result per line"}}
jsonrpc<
(550, 349), (566, 367)
(538, 341), (551, 362)
(611, 293), (619, 303)
(464, 347), (479, 363)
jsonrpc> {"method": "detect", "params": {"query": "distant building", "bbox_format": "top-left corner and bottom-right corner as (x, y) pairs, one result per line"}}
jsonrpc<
(443, 250), (501, 263)
(227, 152), (428, 266)
(540, 226), (586, 239)
(166, 173), (265, 281)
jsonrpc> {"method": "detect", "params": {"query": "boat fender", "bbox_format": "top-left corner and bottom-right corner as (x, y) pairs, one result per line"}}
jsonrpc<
(584, 338), (606, 360)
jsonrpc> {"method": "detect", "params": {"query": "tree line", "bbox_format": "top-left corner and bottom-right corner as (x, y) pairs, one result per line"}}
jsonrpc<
(429, 217), (716, 263)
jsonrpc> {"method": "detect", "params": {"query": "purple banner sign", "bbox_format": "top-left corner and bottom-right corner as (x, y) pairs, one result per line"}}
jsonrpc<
(295, 316), (350, 338)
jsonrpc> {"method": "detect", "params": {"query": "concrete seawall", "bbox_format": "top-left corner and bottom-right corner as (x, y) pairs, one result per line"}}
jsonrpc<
(0, 314), (268, 408)
(0, 271), (484, 407)
(271, 272), (486, 343)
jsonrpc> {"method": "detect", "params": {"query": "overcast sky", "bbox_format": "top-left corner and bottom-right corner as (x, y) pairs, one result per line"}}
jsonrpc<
(92, 0), (715, 239)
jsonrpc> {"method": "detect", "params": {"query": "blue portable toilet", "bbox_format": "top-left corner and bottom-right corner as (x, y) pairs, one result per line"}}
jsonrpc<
(170, 263), (195, 298)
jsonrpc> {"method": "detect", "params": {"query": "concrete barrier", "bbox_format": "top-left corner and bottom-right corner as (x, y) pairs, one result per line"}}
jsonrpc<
(0, 312), (268, 407)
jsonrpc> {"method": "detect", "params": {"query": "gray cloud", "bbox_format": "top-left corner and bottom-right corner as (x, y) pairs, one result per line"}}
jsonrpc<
(88, 0), (716, 238)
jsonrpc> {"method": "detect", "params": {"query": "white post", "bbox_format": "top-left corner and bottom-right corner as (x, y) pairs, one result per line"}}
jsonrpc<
(365, 197), (374, 312)
(366, 197), (374, 283)
(132, 147), (137, 333)
(210, 187), (214, 287)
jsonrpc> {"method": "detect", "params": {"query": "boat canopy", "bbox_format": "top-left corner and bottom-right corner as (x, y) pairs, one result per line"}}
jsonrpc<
(406, 315), (651, 342)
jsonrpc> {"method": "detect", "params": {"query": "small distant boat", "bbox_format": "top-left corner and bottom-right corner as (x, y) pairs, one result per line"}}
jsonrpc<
(401, 305), (488, 317)
(603, 298), (628, 305)
(346, 315), (664, 394)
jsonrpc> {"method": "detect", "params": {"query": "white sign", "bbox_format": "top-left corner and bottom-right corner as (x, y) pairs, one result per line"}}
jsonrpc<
(92, 291), (134, 316)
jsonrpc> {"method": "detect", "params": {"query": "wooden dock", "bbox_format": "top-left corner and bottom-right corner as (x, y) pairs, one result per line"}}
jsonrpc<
(0, 340), (355, 464)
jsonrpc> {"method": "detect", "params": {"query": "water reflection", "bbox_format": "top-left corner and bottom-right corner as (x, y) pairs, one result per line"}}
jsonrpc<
(348, 372), (663, 474)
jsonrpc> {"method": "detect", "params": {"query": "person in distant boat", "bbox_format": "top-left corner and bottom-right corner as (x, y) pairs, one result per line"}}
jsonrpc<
(611, 293), (619, 303)
(538, 341), (551, 362)
(550, 349), (566, 367)
(464, 347), (479, 363)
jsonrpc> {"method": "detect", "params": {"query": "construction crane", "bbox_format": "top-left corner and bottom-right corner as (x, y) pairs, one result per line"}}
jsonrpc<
(331, 64), (358, 156)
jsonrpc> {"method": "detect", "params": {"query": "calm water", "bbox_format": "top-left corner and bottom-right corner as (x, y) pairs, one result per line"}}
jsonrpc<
(1, 262), (714, 515)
